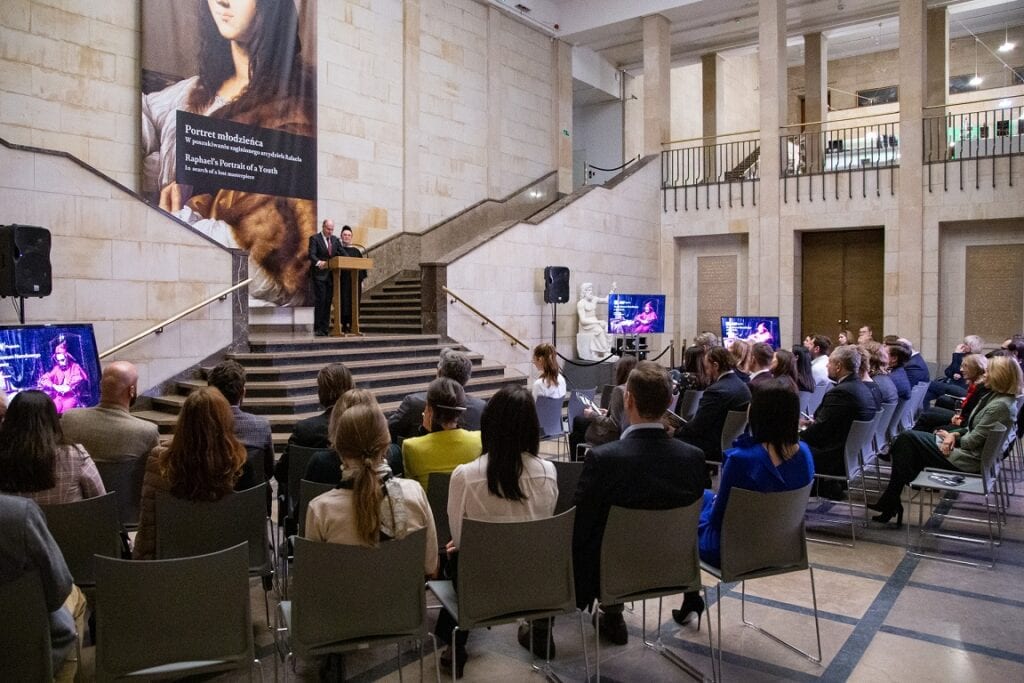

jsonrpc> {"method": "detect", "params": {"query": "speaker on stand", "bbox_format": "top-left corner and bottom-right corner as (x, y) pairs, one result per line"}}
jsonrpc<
(0, 225), (53, 324)
(543, 266), (570, 347)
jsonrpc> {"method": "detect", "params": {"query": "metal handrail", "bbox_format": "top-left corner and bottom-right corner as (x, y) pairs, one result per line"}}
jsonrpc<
(99, 278), (252, 359)
(924, 93), (1024, 111)
(441, 286), (529, 350)
(665, 129), (760, 146)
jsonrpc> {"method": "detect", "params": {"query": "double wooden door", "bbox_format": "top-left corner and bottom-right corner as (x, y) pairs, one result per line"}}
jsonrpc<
(800, 229), (884, 341)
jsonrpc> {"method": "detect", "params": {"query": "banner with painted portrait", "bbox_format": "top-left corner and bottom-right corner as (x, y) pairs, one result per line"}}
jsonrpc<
(141, 0), (317, 306)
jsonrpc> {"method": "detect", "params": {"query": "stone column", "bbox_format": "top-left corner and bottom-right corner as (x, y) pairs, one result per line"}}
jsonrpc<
(642, 14), (671, 157)
(701, 53), (724, 181)
(755, 0), (787, 317)
(487, 6), (504, 198)
(894, 0), (927, 343)
(402, 0), (421, 234)
(552, 39), (573, 195)
(803, 32), (827, 173)
(924, 7), (948, 165)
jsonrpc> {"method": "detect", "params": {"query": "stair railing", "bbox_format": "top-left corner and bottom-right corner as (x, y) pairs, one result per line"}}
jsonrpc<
(441, 286), (529, 350)
(99, 278), (252, 359)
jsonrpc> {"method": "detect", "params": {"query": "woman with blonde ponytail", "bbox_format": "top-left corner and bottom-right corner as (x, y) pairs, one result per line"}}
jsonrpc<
(304, 403), (438, 575)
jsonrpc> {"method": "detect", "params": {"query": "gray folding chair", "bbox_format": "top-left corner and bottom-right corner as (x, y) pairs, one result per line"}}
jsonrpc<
(275, 532), (437, 682)
(279, 479), (334, 599)
(907, 424), (1008, 568)
(676, 389), (703, 422)
(701, 484), (820, 682)
(807, 415), (879, 546)
(536, 396), (569, 459)
(707, 409), (748, 478)
(798, 390), (814, 416)
(806, 382), (831, 414)
(592, 502), (709, 682)
(0, 571), (52, 682)
(155, 482), (274, 622)
(552, 460), (584, 515)
(426, 471), (453, 550)
(903, 382), (929, 430)
(94, 543), (258, 681)
(42, 492), (124, 592)
(568, 389), (596, 431)
(95, 457), (147, 528)
(427, 509), (584, 681)
(282, 445), (333, 530)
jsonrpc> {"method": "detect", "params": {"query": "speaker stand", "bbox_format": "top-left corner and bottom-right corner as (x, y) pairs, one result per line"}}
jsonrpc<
(550, 302), (557, 347)
(14, 296), (25, 324)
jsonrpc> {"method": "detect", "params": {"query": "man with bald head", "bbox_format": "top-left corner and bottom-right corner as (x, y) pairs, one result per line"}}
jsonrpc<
(61, 361), (159, 463)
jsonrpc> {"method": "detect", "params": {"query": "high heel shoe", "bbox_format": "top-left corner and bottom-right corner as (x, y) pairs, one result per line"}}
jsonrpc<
(868, 501), (904, 527)
(671, 593), (705, 630)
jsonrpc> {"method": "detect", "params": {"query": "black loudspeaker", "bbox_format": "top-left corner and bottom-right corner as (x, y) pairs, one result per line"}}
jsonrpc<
(543, 266), (570, 304)
(0, 225), (52, 297)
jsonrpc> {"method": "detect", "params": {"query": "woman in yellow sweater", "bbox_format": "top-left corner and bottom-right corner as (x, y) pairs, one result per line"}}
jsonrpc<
(402, 377), (482, 488)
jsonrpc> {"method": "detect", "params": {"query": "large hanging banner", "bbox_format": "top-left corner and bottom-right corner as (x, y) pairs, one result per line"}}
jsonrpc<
(141, 0), (317, 306)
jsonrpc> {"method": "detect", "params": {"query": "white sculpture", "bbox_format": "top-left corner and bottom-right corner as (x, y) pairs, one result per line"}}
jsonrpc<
(576, 281), (616, 360)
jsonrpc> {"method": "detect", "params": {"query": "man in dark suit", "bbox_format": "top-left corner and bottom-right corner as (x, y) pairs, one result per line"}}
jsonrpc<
(800, 345), (876, 497)
(900, 337), (931, 387)
(207, 360), (274, 504)
(337, 225), (367, 334)
(675, 346), (751, 465)
(573, 361), (705, 646)
(309, 219), (343, 337)
(387, 348), (486, 444)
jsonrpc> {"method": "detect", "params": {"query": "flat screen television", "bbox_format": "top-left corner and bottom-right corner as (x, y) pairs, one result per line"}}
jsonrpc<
(608, 294), (666, 335)
(0, 323), (102, 413)
(721, 316), (781, 350)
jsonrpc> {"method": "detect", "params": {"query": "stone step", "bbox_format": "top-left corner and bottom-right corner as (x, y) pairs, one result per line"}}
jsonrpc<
(203, 353), (486, 383)
(246, 333), (437, 353)
(228, 341), (452, 367)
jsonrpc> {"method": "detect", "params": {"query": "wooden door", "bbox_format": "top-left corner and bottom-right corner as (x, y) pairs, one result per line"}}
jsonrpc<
(801, 229), (884, 342)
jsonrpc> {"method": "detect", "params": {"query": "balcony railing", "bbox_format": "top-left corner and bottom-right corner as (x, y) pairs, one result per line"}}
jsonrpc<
(780, 121), (899, 202)
(923, 99), (1023, 192)
(661, 133), (759, 211)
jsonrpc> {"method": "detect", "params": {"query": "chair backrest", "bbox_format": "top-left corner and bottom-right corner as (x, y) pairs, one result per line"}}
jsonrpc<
(425, 472), (452, 548)
(94, 543), (253, 681)
(552, 460), (584, 515)
(456, 509), (576, 630)
(0, 571), (52, 682)
(599, 384), (615, 410)
(906, 382), (929, 426)
(155, 482), (271, 575)
(887, 399), (909, 440)
(296, 479), (335, 538)
(286, 446), (332, 511)
(567, 389), (596, 428)
(978, 424), (1009, 493)
(42, 492), (123, 587)
(677, 389), (703, 421)
(807, 382), (831, 414)
(235, 445), (267, 491)
(535, 396), (565, 439)
(872, 402), (898, 453)
(291, 531), (427, 656)
(718, 483), (813, 582)
(95, 457), (147, 527)
(720, 408), (749, 455)
(842, 418), (877, 479)
(599, 501), (702, 604)
(798, 390), (814, 416)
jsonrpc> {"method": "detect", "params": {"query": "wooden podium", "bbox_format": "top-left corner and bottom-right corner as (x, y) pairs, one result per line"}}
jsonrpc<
(329, 256), (373, 337)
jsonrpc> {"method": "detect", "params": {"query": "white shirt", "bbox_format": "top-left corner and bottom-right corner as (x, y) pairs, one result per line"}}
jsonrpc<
(811, 355), (830, 385)
(532, 374), (567, 400)
(447, 453), (558, 547)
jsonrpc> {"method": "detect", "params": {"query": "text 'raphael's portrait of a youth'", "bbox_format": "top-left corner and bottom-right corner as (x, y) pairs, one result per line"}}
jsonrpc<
(142, 0), (318, 306)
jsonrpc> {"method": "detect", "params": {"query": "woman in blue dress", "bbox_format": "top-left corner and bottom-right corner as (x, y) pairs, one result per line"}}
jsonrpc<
(672, 378), (815, 628)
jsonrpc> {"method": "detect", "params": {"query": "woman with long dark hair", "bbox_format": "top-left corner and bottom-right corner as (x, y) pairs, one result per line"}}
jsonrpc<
(672, 380), (814, 627)
(677, 345), (710, 391)
(142, 0), (317, 306)
(769, 348), (800, 394)
(790, 345), (816, 392)
(133, 386), (247, 559)
(0, 390), (105, 505)
(435, 385), (558, 675)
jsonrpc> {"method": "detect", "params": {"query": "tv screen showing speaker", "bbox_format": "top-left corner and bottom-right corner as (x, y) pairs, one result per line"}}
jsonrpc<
(608, 294), (666, 334)
(0, 324), (102, 413)
(721, 316), (780, 349)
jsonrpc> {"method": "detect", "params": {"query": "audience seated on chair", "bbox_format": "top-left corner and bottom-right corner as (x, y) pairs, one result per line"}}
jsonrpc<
(0, 390), (105, 506)
(869, 356), (1022, 528)
(60, 361), (159, 465)
(915, 354), (989, 433)
(768, 348), (801, 394)
(790, 345), (817, 392)
(747, 342), (775, 392)
(388, 348), (485, 444)
(886, 341), (913, 401)
(806, 334), (832, 385)
(276, 362), (353, 498)
(899, 337), (931, 387)
(675, 346), (751, 466)
(727, 339), (753, 383)
(799, 345), (875, 499)
(207, 360), (274, 492)
(569, 355), (637, 456)
(675, 344), (712, 392)
(862, 341), (899, 406)
(574, 361), (705, 646)
(0, 493), (86, 682)
(435, 384), (558, 676)
(133, 387), (246, 560)
(673, 379), (815, 627)
(304, 402), (437, 574)
(402, 378), (482, 488)
(303, 388), (402, 485)
(531, 343), (567, 400)
(855, 345), (884, 410)
(925, 335), (983, 406)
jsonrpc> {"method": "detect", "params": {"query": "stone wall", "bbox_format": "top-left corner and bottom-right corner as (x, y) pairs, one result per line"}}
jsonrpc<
(0, 142), (236, 392)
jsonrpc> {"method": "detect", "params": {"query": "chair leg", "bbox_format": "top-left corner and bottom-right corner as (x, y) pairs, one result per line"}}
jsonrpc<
(739, 569), (822, 664)
(396, 641), (403, 682)
(647, 596), (707, 682)
(579, 610), (590, 683)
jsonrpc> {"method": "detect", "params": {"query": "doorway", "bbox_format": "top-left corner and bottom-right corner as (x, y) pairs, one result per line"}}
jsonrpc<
(800, 228), (884, 342)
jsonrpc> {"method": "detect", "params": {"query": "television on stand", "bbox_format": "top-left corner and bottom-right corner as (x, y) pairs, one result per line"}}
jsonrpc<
(720, 316), (781, 350)
(0, 323), (103, 413)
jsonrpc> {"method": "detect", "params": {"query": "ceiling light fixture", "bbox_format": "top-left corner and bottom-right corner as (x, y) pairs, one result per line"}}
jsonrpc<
(998, 25), (1015, 53)
(969, 38), (983, 87)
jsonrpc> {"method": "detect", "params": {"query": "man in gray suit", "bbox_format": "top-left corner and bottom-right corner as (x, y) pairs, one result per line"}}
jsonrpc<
(61, 361), (159, 463)
(388, 348), (486, 444)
